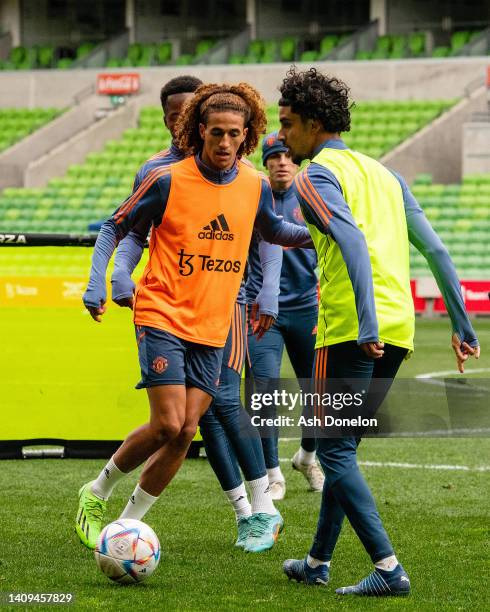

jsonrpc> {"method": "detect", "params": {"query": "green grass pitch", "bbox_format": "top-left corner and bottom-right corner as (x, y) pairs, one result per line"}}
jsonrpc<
(1, 319), (489, 610)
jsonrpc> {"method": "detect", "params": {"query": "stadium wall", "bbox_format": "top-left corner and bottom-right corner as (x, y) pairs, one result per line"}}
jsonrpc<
(382, 85), (488, 184)
(0, 94), (104, 189)
(0, 57), (488, 108)
(24, 98), (139, 187)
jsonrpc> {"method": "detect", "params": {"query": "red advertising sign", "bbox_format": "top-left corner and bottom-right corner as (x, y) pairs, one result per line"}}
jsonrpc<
(434, 280), (490, 314)
(97, 73), (140, 95)
(410, 280), (427, 313)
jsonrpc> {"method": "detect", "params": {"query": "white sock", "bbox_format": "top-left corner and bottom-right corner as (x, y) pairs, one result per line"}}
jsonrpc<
(248, 475), (277, 515)
(266, 466), (285, 483)
(297, 447), (316, 465)
(119, 483), (159, 521)
(375, 555), (398, 571)
(224, 483), (252, 520)
(307, 554), (331, 568)
(91, 457), (126, 500)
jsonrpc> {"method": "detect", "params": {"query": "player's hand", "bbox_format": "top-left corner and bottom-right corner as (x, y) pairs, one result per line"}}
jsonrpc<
(360, 341), (385, 359)
(83, 285), (107, 322)
(113, 295), (134, 309)
(85, 300), (107, 323)
(451, 333), (480, 373)
(250, 303), (275, 340)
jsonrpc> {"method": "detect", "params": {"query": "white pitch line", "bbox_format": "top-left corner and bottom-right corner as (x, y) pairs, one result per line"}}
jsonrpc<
(416, 367), (490, 379)
(279, 457), (490, 472)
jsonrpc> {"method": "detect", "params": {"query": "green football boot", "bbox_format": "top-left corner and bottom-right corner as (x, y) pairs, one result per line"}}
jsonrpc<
(235, 516), (251, 548)
(244, 512), (284, 553)
(75, 481), (107, 549)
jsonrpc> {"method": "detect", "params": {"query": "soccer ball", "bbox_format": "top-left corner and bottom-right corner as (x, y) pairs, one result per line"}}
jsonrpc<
(95, 518), (160, 584)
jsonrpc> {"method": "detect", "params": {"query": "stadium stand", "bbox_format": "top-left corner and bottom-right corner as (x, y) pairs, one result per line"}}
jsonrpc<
(356, 29), (486, 60)
(2, 27), (485, 70)
(104, 39), (218, 67)
(0, 100), (457, 238)
(229, 34), (351, 64)
(410, 174), (490, 278)
(0, 43), (96, 70)
(0, 108), (64, 152)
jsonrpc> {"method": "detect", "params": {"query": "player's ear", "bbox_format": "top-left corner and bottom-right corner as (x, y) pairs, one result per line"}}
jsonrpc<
(242, 126), (248, 142)
(310, 118), (322, 135)
(199, 122), (206, 140)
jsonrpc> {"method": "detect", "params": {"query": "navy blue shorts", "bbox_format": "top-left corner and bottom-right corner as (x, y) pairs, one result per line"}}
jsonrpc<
(135, 325), (224, 398)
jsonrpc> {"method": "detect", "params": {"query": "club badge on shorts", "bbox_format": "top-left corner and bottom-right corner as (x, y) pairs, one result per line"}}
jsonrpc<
(152, 356), (168, 374)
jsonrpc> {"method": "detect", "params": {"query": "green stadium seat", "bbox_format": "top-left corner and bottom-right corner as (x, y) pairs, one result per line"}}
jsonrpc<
(280, 37), (296, 62)
(409, 33), (426, 56)
(195, 39), (214, 57)
(432, 46), (450, 57)
(450, 31), (470, 53)
(300, 50), (318, 62)
(56, 58), (73, 69)
(157, 42), (172, 64)
(175, 54), (193, 65)
(76, 42), (96, 60)
(127, 43), (142, 65)
(320, 35), (338, 57)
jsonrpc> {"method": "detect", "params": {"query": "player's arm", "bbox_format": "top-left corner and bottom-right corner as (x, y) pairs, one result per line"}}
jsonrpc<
(111, 161), (165, 308)
(254, 178), (314, 248)
(83, 171), (170, 322)
(393, 171), (480, 372)
(295, 164), (381, 357)
(251, 239), (283, 339)
(111, 230), (147, 309)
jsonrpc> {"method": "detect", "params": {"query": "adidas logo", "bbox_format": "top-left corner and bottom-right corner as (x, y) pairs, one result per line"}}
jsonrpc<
(104, 468), (110, 478)
(198, 214), (234, 241)
(130, 495), (135, 504)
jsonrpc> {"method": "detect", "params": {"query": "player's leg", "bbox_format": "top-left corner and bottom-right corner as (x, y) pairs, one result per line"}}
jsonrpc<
(248, 313), (286, 498)
(283, 304), (324, 492)
(75, 327), (188, 549)
(118, 341), (223, 520)
(335, 343), (410, 596)
(285, 343), (410, 595)
(199, 401), (253, 548)
(204, 303), (282, 551)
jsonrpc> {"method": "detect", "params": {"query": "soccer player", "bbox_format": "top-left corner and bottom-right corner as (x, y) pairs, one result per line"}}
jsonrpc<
(276, 67), (480, 596)
(76, 82), (311, 553)
(109, 80), (288, 553)
(246, 132), (324, 499)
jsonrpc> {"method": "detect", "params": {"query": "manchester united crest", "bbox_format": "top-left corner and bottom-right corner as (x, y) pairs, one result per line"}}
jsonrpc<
(152, 356), (168, 374)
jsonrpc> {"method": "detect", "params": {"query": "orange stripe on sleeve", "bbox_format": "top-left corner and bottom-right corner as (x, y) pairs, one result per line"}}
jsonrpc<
(304, 169), (333, 219)
(295, 173), (331, 228)
(115, 166), (171, 224)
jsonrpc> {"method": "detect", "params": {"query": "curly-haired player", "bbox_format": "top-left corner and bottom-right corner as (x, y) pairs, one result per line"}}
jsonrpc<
(278, 67), (480, 595)
(77, 81), (313, 554)
(175, 82), (267, 158)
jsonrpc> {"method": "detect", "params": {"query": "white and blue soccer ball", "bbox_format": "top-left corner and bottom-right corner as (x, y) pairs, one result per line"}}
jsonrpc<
(95, 518), (160, 584)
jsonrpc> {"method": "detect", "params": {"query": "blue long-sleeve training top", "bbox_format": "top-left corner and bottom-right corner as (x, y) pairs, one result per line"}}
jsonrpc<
(246, 183), (318, 311)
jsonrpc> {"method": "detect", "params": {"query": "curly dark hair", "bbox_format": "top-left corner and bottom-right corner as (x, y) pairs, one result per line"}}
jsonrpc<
(279, 66), (353, 133)
(159, 75), (203, 112)
(175, 82), (267, 157)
